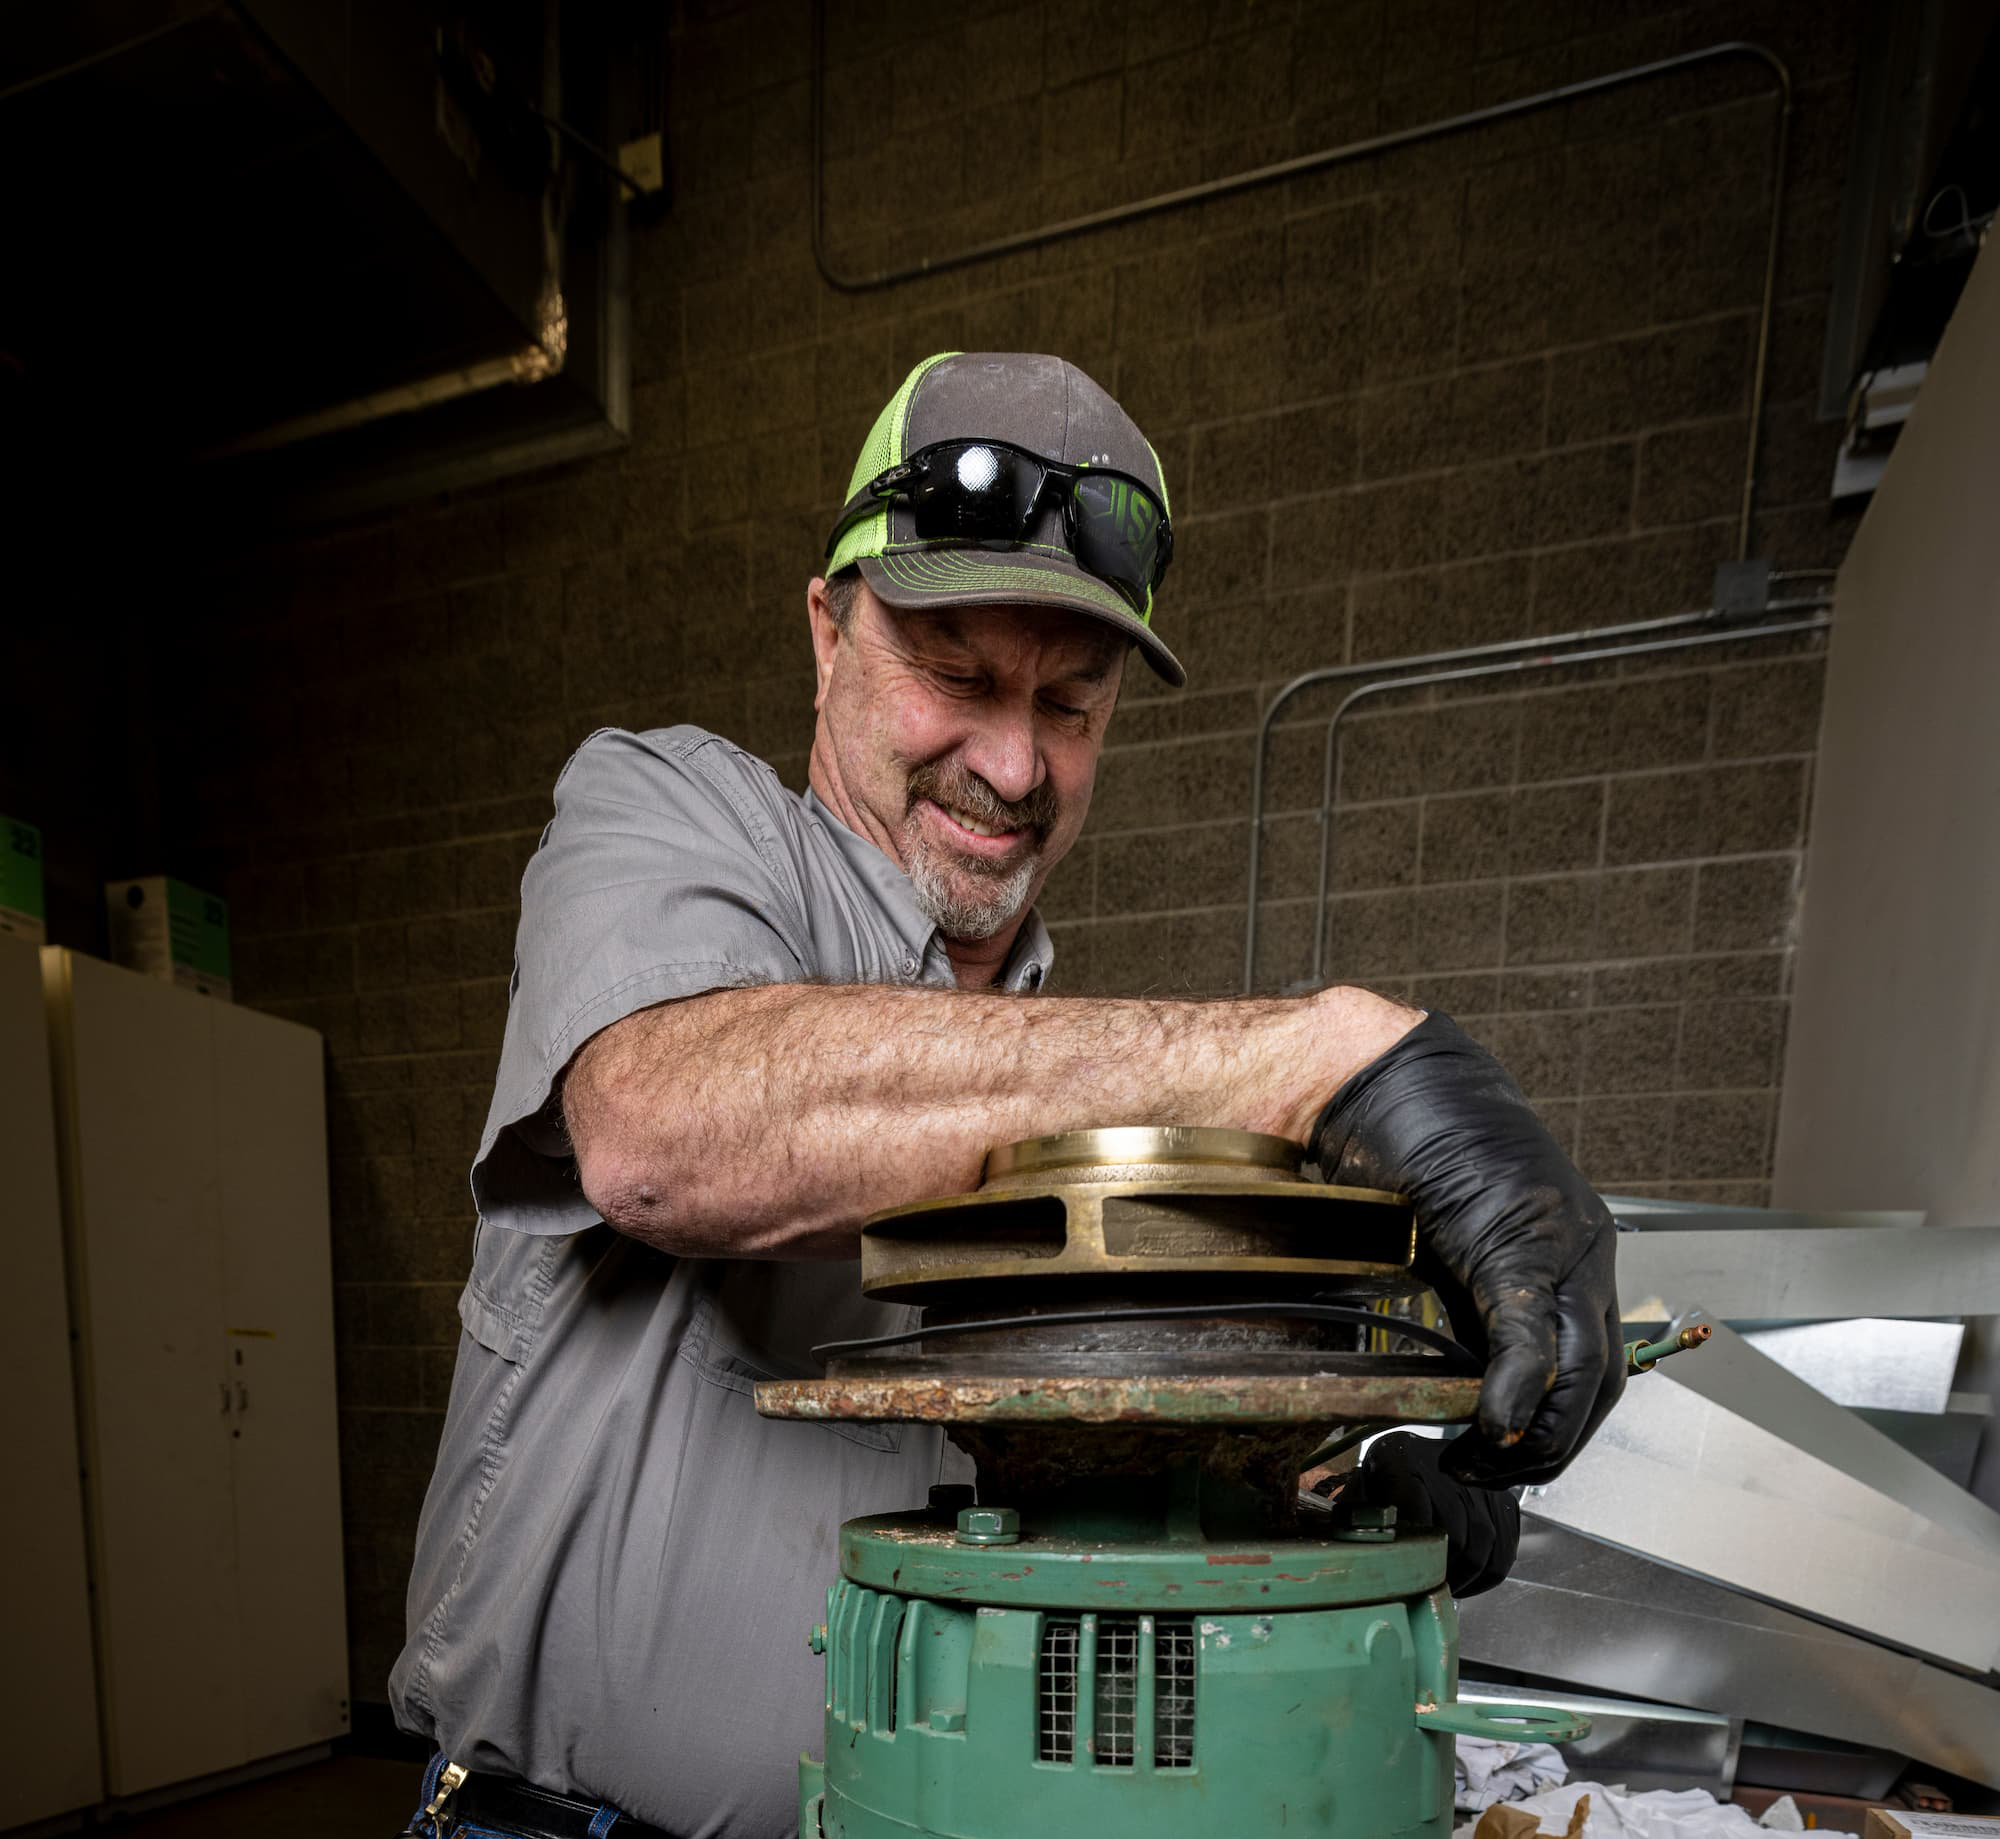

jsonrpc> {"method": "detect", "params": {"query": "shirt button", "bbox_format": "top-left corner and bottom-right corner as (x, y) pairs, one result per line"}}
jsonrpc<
(902, 954), (919, 975)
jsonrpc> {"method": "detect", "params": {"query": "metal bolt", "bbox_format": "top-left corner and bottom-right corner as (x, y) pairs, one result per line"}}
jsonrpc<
(956, 1505), (1021, 1546)
(808, 1624), (827, 1654)
(1334, 1503), (1397, 1543)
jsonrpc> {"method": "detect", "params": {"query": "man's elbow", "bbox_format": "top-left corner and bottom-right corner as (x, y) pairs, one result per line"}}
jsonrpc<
(562, 1012), (795, 1254)
(577, 1142), (669, 1237)
(564, 1020), (708, 1247)
(576, 1139), (723, 1252)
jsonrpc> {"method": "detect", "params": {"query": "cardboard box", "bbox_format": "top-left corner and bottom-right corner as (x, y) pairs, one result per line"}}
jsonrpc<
(105, 876), (232, 1000)
(1865, 1815), (2000, 1839)
(0, 817), (46, 944)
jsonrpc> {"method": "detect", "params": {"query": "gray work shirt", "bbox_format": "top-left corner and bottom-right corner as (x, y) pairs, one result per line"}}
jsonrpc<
(389, 725), (1051, 1838)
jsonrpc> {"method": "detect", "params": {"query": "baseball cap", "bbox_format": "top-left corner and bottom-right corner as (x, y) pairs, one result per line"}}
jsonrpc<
(826, 351), (1185, 687)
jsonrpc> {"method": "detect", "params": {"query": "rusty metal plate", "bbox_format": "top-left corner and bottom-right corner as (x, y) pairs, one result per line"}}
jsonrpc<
(754, 1369), (1480, 1427)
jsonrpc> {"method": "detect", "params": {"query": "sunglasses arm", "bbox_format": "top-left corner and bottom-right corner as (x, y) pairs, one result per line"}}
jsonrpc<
(824, 467), (915, 559)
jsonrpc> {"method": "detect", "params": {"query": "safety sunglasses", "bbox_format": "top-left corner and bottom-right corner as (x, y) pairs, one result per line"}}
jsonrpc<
(824, 438), (1174, 615)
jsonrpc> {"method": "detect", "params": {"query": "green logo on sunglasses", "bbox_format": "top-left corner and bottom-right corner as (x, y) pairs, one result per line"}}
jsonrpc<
(1080, 477), (1158, 551)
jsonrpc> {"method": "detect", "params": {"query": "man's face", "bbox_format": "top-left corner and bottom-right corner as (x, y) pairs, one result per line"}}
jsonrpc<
(808, 578), (1125, 944)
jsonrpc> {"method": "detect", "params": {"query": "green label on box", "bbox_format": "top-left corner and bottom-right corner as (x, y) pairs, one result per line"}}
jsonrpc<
(1, 817), (45, 922)
(166, 877), (231, 980)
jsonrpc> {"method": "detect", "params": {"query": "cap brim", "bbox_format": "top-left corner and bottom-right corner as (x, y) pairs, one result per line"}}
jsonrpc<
(859, 547), (1185, 689)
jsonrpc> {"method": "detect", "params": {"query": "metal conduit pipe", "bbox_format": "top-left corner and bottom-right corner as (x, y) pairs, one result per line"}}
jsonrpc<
(1245, 605), (1728, 989)
(1294, 607), (1832, 990)
(812, 21), (1793, 562)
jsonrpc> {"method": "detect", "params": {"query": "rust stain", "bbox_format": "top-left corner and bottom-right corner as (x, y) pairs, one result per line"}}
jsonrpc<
(1206, 1553), (1272, 1566)
(754, 1371), (1479, 1427)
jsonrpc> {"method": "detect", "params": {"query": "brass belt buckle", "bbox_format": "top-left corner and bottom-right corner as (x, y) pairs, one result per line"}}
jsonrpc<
(422, 1761), (468, 1837)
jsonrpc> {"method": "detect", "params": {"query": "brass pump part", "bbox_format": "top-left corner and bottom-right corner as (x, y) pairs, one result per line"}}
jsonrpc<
(860, 1125), (1416, 1303)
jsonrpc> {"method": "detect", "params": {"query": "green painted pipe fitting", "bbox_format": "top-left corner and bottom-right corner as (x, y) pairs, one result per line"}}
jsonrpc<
(1625, 1322), (1713, 1374)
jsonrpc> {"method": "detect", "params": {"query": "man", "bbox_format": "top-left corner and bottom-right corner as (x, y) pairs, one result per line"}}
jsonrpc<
(390, 352), (1621, 1839)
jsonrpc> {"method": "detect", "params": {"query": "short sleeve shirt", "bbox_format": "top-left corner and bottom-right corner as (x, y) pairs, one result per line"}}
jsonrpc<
(389, 727), (1051, 1839)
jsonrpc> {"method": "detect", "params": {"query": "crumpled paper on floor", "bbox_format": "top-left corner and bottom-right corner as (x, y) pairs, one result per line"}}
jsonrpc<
(1457, 1783), (1857, 1839)
(1456, 1736), (1571, 1813)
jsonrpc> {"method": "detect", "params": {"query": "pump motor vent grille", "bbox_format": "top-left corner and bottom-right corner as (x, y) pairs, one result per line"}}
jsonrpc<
(1095, 1619), (1138, 1766)
(1155, 1620), (1196, 1768)
(1039, 1618), (1080, 1762)
(1036, 1614), (1196, 1769)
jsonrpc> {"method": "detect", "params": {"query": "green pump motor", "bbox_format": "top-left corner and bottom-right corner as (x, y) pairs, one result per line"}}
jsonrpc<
(757, 1128), (1636, 1839)
(789, 1493), (1582, 1839)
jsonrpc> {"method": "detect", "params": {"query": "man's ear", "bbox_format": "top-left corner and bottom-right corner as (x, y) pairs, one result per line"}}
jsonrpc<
(806, 576), (842, 712)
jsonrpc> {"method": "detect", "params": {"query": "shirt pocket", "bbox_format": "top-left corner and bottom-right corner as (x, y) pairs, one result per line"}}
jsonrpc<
(681, 1288), (902, 1454)
(456, 1220), (551, 1364)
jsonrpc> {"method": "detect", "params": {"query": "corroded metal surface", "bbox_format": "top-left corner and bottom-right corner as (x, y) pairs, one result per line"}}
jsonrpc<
(754, 1369), (1480, 1426)
(946, 1422), (1345, 1528)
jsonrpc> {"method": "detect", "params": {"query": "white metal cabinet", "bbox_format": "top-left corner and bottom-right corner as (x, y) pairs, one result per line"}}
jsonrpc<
(0, 936), (104, 1828)
(42, 948), (348, 1796)
(212, 995), (349, 1764)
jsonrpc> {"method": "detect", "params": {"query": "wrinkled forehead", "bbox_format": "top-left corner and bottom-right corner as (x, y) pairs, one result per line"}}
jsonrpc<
(886, 600), (1127, 684)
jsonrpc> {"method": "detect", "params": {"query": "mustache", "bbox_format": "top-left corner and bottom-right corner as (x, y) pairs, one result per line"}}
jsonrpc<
(906, 759), (1059, 842)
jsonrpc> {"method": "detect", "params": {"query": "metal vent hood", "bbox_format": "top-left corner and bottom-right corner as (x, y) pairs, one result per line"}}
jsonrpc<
(0, 0), (647, 520)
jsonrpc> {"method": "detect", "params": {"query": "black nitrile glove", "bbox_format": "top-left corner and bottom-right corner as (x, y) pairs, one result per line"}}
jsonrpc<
(1353, 1432), (1519, 1597)
(1313, 1012), (1622, 1487)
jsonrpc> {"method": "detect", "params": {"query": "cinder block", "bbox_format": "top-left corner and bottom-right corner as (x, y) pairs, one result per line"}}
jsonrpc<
(1580, 1003), (1679, 1094)
(1671, 1090), (1774, 1181)
(1693, 855), (1798, 952)
(1503, 873), (1598, 965)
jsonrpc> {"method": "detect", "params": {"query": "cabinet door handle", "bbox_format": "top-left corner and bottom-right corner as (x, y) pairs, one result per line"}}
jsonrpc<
(236, 1381), (250, 1413)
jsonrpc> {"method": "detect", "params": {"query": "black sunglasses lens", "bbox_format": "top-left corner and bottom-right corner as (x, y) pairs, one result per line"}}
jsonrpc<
(1069, 473), (1165, 611)
(908, 444), (1043, 541)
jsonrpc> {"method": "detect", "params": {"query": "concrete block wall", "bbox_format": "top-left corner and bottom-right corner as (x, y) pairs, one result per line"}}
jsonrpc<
(167, 0), (1864, 1699)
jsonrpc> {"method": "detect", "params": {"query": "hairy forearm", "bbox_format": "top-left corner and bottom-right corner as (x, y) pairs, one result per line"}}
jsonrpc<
(565, 981), (1417, 1258)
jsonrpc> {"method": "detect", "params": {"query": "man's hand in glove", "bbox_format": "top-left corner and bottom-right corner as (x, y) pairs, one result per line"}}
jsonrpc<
(1351, 1432), (1519, 1597)
(1313, 1012), (1622, 1486)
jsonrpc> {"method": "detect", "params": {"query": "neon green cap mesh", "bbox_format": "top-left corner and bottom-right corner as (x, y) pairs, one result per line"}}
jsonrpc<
(827, 351), (960, 577)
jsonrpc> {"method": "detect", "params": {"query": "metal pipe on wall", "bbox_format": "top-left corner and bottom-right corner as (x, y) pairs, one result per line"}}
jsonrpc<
(1243, 605), (1751, 991)
(1300, 609), (1832, 987)
(811, 22), (1793, 567)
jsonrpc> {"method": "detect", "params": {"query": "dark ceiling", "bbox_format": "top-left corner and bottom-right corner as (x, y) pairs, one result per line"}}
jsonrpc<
(1, 0), (636, 518)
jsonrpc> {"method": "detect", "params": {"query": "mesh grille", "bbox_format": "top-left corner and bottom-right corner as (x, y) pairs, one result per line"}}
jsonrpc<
(1154, 1619), (1196, 1768)
(826, 351), (960, 574)
(1038, 1618), (1080, 1763)
(1093, 1619), (1138, 1766)
(1043, 1614), (1198, 1769)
